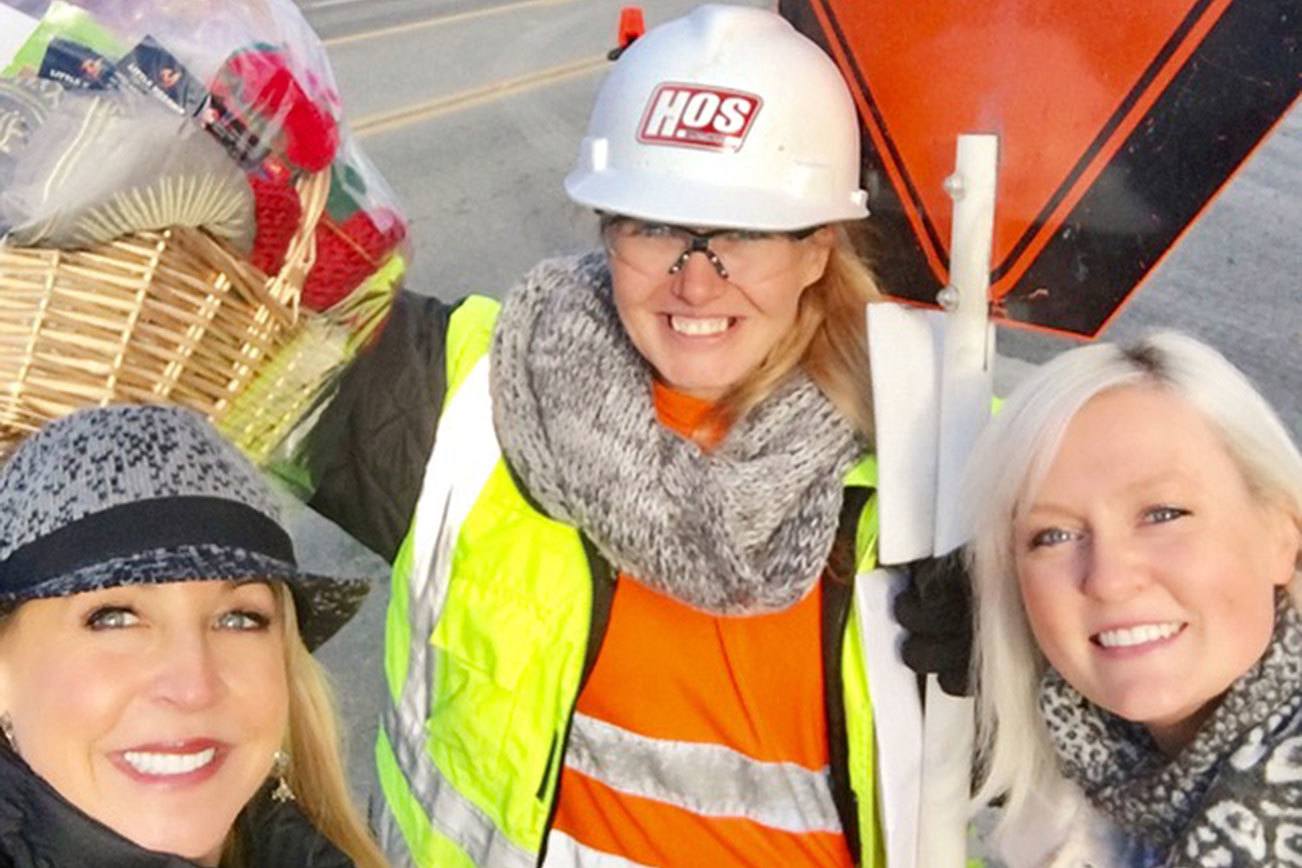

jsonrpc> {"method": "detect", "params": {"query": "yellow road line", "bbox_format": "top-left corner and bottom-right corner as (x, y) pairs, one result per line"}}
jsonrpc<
(353, 54), (606, 137)
(324, 0), (578, 48)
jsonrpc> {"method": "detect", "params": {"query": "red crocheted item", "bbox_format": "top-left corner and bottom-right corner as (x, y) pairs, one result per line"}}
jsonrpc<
(302, 207), (407, 311)
(247, 174), (302, 276)
(211, 47), (339, 173)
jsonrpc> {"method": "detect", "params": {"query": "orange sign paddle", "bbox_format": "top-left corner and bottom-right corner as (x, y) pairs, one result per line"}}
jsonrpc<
(781, 0), (1298, 336)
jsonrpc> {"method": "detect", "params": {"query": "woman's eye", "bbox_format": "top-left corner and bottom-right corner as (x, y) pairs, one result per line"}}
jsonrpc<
(632, 222), (676, 238)
(722, 230), (776, 242)
(86, 607), (140, 630)
(216, 610), (271, 631)
(1029, 527), (1075, 549)
(1144, 505), (1190, 524)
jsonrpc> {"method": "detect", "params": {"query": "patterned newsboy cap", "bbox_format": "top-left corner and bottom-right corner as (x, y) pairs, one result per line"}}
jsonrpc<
(0, 404), (368, 649)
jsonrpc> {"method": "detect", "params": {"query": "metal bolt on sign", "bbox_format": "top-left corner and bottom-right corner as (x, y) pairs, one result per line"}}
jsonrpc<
(942, 172), (965, 200)
(936, 285), (961, 311)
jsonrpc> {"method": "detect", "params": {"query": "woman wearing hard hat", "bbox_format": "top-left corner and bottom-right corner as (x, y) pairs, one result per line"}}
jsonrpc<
(302, 5), (935, 866)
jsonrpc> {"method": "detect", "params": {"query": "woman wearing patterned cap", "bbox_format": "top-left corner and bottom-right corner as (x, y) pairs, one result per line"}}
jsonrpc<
(0, 404), (385, 867)
(300, 6), (955, 866)
(963, 332), (1302, 866)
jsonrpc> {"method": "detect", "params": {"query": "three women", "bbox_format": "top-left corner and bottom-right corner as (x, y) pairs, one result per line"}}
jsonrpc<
(5, 7), (1291, 867)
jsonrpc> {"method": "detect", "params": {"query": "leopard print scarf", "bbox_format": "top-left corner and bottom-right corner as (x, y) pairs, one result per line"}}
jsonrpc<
(1040, 595), (1302, 866)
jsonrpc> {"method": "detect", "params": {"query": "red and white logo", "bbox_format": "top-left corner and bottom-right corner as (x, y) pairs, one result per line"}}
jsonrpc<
(637, 83), (762, 152)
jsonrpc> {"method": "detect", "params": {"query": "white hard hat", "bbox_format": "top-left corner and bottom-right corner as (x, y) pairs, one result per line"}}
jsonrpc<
(565, 4), (869, 232)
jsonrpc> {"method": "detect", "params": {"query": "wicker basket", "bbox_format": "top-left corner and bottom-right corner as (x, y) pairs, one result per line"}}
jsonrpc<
(218, 252), (402, 465)
(0, 171), (330, 458)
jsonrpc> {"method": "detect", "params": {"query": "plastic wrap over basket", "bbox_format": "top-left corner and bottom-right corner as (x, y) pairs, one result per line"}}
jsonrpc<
(0, 0), (408, 461)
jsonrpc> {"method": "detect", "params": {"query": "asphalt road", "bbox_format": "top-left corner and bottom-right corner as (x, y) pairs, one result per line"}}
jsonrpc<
(295, 0), (1300, 805)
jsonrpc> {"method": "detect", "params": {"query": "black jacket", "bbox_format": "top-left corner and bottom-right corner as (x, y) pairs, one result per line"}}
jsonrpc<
(305, 288), (459, 562)
(0, 748), (353, 867)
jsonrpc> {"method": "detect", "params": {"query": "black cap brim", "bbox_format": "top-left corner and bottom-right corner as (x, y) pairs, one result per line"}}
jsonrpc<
(0, 544), (369, 650)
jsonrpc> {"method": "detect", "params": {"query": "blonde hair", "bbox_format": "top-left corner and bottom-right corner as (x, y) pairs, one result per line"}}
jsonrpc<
(226, 585), (386, 868)
(713, 223), (882, 438)
(961, 331), (1302, 837)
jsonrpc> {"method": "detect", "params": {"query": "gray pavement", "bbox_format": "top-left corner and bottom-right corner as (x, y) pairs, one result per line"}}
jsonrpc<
(295, 0), (1301, 805)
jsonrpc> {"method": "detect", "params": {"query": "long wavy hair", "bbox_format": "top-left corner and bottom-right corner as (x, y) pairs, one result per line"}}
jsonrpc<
(225, 585), (385, 868)
(710, 222), (882, 440)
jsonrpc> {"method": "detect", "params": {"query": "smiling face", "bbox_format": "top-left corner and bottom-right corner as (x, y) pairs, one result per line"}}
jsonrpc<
(0, 580), (289, 865)
(1015, 386), (1301, 753)
(606, 223), (834, 401)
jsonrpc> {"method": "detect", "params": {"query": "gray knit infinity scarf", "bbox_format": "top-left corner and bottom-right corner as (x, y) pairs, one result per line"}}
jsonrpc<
(490, 251), (864, 615)
(1041, 595), (1302, 866)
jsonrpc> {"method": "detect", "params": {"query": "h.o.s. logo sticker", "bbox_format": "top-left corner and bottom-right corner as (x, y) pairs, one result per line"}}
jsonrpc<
(637, 84), (762, 152)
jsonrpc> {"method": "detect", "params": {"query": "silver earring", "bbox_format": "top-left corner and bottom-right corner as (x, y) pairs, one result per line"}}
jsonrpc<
(271, 749), (295, 803)
(0, 713), (16, 754)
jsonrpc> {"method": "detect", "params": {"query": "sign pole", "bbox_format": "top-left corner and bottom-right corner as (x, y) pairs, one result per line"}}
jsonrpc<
(863, 133), (996, 864)
(917, 133), (997, 866)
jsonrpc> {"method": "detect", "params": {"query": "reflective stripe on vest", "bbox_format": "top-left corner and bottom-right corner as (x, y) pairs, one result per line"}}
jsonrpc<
(565, 711), (843, 833)
(373, 355), (537, 867)
(375, 296), (886, 867)
(541, 831), (655, 868)
(374, 297), (542, 866)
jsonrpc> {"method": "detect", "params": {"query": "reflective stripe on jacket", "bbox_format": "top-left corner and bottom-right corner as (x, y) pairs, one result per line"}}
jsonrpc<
(375, 297), (887, 867)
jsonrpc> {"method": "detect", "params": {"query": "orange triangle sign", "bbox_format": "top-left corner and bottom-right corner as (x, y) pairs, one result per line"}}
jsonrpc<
(782, 0), (1298, 336)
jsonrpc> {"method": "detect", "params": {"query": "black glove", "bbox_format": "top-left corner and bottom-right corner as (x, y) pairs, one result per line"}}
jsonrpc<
(892, 550), (973, 697)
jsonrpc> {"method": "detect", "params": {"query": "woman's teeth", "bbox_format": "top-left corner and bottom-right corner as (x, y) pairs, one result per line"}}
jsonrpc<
(670, 315), (730, 336)
(1095, 622), (1183, 649)
(122, 747), (216, 776)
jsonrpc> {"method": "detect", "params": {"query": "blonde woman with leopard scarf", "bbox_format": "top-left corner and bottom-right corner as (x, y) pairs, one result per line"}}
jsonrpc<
(963, 331), (1302, 867)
